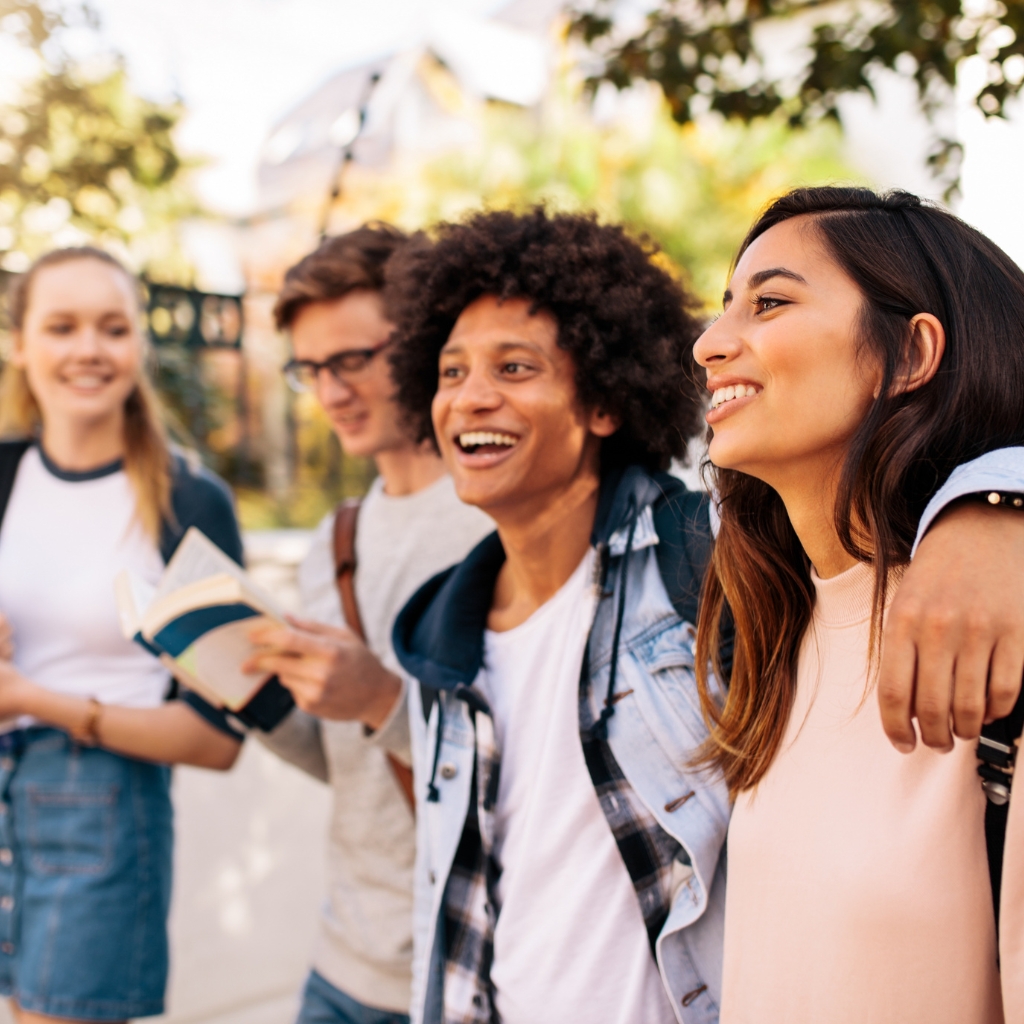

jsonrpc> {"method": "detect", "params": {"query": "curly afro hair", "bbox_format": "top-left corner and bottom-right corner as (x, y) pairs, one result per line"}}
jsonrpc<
(385, 207), (706, 472)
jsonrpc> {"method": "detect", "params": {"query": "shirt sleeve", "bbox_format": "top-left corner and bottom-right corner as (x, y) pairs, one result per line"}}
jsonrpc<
(255, 707), (329, 783)
(912, 447), (1024, 556)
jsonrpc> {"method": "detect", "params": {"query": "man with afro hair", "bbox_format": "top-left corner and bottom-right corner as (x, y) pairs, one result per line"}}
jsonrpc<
(387, 208), (727, 1024)
(374, 207), (1024, 1024)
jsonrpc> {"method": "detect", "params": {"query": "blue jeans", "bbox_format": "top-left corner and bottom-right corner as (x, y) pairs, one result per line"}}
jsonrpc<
(296, 971), (410, 1024)
(0, 728), (173, 1020)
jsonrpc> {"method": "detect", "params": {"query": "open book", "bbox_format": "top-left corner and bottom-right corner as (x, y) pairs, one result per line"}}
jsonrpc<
(115, 527), (287, 717)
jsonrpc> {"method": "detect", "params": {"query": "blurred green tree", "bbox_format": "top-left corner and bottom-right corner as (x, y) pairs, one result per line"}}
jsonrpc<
(345, 66), (857, 305)
(570, 0), (1024, 194)
(0, 0), (195, 274)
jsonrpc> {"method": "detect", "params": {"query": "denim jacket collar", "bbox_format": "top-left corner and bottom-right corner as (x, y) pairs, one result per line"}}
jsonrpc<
(391, 464), (667, 696)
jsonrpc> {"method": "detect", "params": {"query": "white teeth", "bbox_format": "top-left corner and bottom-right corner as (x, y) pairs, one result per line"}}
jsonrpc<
(710, 385), (759, 409)
(66, 376), (107, 388)
(458, 431), (518, 449)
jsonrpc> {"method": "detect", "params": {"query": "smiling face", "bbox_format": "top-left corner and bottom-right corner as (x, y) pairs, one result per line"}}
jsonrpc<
(693, 216), (883, 495)
(290, 290), (412, 459)
(432, 295), (616, 520)
(12, 257), (143, 436)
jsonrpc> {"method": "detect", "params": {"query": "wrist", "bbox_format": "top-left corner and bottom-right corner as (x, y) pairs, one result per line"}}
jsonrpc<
(361, 668), (403, 733)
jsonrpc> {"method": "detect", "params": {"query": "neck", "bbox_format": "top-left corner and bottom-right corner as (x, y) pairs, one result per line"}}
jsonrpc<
(374, 444), (446, 497)
(487, 470), (600, 632)
(40, 413), (125, 472)
(767, 456), (858, 579)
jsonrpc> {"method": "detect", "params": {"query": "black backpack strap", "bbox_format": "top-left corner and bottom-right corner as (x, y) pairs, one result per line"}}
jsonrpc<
(0, 441), (31, 534)
(651, 475), (734, 682)
(977, 686), (1024, 931)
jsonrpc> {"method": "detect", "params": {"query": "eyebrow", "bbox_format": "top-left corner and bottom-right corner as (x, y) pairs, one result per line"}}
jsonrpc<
(722, 266), (808, 305)
(440, 338), (546, 356)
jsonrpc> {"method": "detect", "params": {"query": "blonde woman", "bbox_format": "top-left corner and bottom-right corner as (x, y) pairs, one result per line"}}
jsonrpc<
(0, 247), (244, 1023)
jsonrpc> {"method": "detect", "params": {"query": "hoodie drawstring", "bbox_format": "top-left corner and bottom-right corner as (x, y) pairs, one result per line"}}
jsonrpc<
(592, 494), (639, 740)
(426, 699), (445, 803)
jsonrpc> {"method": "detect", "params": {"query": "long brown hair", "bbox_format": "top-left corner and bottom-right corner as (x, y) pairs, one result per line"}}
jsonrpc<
(695, 187), (1024, 796)
(0, 247), (173, 541)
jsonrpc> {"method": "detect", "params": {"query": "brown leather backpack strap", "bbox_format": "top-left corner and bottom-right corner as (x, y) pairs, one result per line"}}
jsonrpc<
(332, 498), (366, 641)
(331, 498), (415, 813)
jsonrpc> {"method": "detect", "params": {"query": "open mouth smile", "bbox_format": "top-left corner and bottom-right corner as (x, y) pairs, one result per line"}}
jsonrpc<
(455, 431), (520, 458)
(61, 373), (114, 392)
(710, 384), (760, 409)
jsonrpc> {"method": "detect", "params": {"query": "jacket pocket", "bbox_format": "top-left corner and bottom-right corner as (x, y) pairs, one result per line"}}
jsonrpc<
(27, 784), (118, 875)
(628, 626), (710, 761)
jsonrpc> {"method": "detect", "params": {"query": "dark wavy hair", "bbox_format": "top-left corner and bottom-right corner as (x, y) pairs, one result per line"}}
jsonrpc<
(695, 186), (1024, 796)
(385, 207), (705, 471)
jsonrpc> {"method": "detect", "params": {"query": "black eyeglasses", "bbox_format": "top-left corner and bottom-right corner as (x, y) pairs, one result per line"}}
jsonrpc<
(282, 340), (392, 393)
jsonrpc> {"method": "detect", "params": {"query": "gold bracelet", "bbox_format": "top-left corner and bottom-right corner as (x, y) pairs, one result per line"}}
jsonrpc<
(72, 698), (103, 747)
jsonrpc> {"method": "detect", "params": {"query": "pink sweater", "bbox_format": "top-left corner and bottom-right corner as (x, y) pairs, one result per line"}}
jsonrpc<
(722, 561), (1018, 1024)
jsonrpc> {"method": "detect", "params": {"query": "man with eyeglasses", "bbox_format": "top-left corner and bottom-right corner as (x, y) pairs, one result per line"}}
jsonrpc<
(247, 225), (493, 1024)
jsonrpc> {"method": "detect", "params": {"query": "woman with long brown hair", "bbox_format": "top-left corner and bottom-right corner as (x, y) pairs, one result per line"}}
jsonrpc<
(693, 187), (1024, 1023)
(0, 247), (243, 1022)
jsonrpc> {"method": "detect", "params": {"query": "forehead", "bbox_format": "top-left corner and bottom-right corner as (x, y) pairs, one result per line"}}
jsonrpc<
(731, 216), (830, 287)
(28, 258), (137, 314)
(446, 295), (558, 348)
(290, 290), (391, 354)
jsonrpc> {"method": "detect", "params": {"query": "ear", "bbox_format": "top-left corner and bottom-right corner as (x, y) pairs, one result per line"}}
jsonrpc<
(894, 313), (945, 396)
(588, 407), (620, 439)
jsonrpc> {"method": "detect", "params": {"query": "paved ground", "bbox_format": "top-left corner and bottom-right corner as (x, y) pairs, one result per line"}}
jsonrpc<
(2, 531), (329, 1024)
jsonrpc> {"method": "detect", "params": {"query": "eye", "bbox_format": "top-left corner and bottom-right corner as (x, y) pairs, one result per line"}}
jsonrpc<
(501, 361), (531, 375)
(439, 365), (463, 380)
(753, 294), (788, 315)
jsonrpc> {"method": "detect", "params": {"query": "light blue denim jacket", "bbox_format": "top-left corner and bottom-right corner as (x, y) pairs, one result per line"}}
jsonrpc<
(393, 449), (1024, 1024)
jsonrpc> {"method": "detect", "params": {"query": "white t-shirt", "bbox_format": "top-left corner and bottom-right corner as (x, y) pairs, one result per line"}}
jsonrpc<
(476, 549), (676, 1024)
(0, 447), (169, 710)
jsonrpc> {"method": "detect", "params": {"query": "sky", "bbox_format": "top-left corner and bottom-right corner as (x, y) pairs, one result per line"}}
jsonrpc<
(4, 0), (1024, 265)
(82, 0), (506, 215)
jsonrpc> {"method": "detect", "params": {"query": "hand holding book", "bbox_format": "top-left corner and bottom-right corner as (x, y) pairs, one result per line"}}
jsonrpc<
(245, 616), (403, 732)
(115, 527), (295, 731)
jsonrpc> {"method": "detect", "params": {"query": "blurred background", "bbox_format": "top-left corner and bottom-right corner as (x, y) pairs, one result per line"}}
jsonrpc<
(1, 0), (1023, 1018)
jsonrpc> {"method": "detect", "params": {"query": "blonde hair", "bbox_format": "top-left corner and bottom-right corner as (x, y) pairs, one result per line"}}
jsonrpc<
(0, 247), (173, 541)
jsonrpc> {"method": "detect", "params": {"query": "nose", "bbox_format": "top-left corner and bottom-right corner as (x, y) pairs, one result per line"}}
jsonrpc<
(449, 361), (501, 415)
(693, 312), (742, 370)
(70, 326), (104, 359)
(316, 368), (357, 407)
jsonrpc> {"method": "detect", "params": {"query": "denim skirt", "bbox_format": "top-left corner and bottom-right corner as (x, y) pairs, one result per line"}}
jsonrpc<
(0, 728), (173, 1020)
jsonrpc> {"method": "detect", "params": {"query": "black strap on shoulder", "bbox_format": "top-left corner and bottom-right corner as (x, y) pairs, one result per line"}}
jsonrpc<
(651, 475), (735, 682)
(977, 685), (1024, 931)
(0, 441), (31, 534)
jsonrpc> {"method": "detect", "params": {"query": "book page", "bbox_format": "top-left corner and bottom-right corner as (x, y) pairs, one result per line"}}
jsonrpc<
(157, 528), (283, 617)
(173, 618), (273, 710)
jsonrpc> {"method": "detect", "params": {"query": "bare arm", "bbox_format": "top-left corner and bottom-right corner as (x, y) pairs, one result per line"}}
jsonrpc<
(0, 661), (241, 770)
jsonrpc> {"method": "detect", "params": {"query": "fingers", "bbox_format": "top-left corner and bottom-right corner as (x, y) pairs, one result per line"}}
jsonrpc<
(911, 620), (955, 752)
(0, 614), (13, 662)
(242, 652), (327, 686)
(246, 622), (336, 659)
(949, 625), (993, 740)
(284, 614), (356, 642)
(987, 635), (1024, 723)
(878, 603), (920, 753)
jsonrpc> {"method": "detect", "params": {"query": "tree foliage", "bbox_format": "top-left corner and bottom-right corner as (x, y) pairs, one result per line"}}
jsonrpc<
(0, 0), (194, 268)
(570, 0), (1024, 189)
